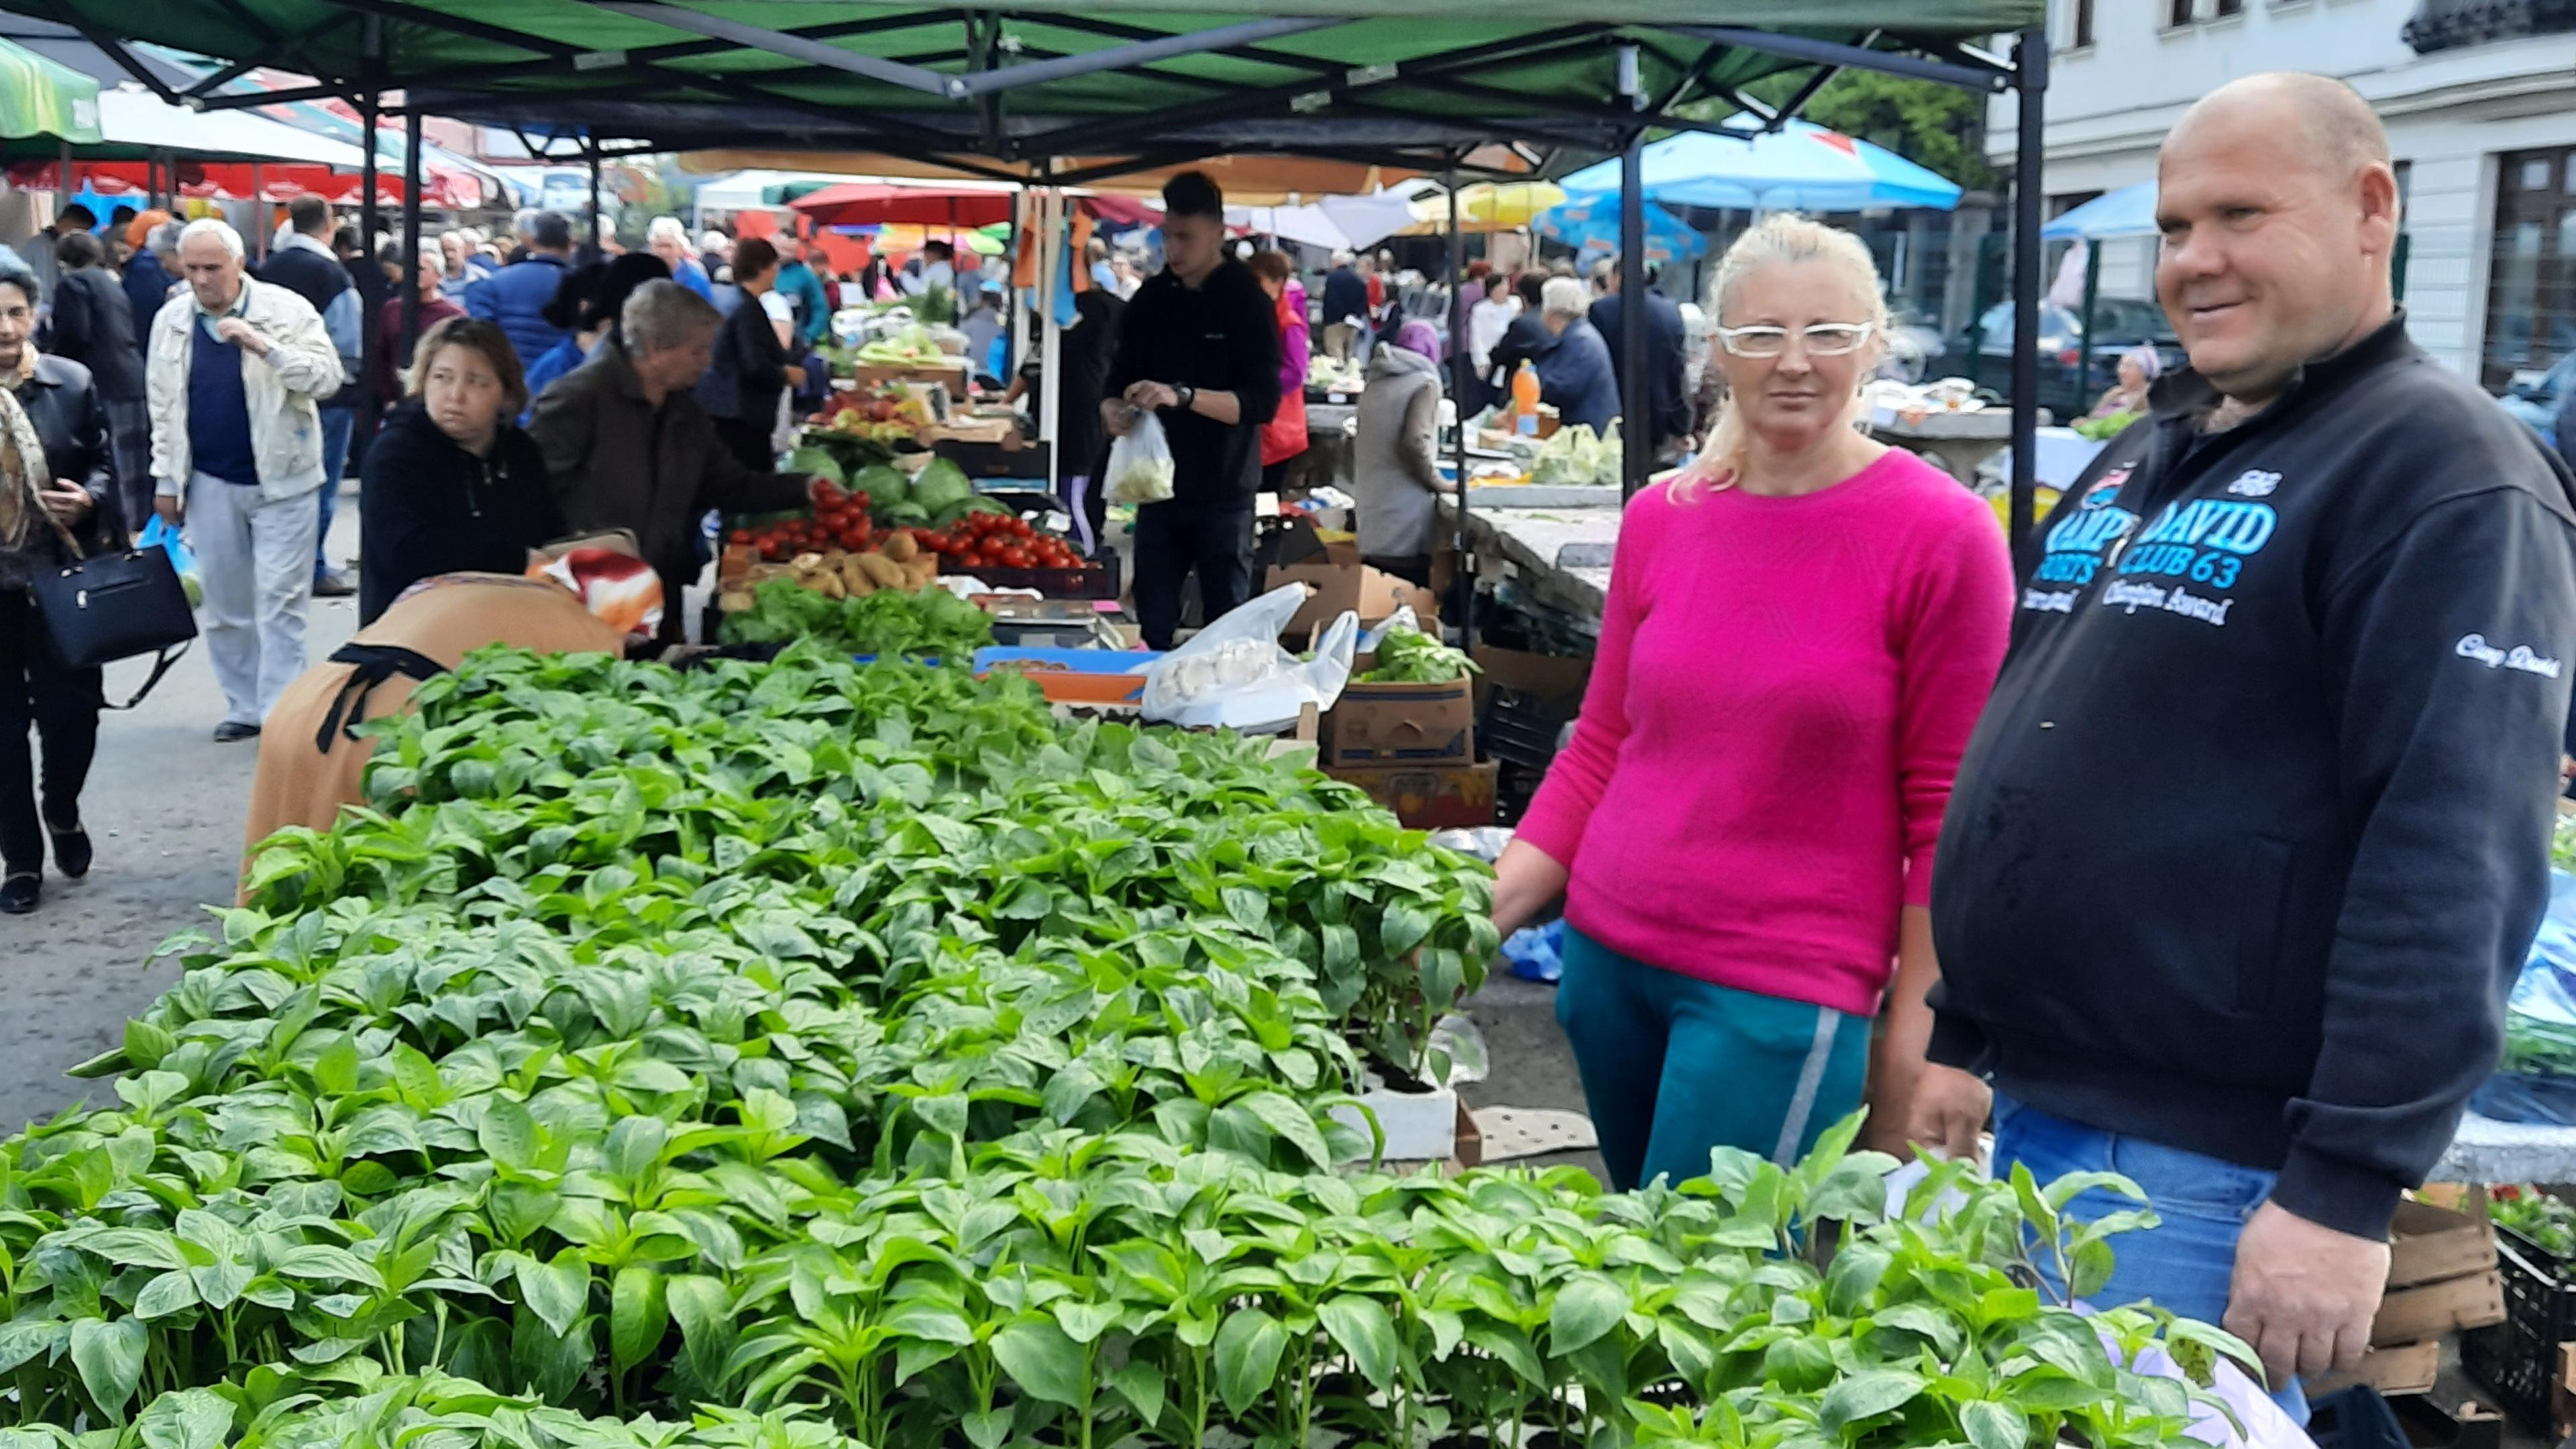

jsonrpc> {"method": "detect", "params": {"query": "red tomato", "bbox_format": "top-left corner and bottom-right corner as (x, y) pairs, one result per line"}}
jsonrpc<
(1010, 519), (1034, 539)
(728, 529), (752, 546)
(1000, 545), (1030, 568)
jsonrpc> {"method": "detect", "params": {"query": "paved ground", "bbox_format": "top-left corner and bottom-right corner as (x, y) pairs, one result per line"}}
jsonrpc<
(1, 490), (362, 1134)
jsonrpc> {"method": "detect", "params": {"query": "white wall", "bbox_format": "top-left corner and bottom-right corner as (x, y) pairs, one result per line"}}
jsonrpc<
(1990, 0), (2576, 377)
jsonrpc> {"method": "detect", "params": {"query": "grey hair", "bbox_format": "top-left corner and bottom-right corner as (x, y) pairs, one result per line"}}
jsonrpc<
(178, 217), (246, 260)
(647, 215), (689, 246)
(0, 244), (38, 305)
(621, 278), (720, 352)
(1330, 248), (1353, 267)
(147, 220), (184, 263)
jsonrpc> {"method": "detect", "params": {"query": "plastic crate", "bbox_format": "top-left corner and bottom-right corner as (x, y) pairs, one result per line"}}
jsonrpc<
(1479, 690), (1566, 773)
(2462, 1225), (2576, 1435)
(941, 552), (1121, 600)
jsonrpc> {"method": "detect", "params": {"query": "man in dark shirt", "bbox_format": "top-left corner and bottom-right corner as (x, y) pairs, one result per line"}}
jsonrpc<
(1320, 250), (1368, 362)
(1587, 261), (1691, 460)
(1102, 171), (1281, 650)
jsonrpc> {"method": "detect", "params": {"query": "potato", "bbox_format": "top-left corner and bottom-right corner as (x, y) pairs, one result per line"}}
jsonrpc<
(905, 555), (939, 590)
(881, 530), (918, 564)
(812, 571), (846, 599)
(717, 590), (756, 612)
(857, 552), (907, 590)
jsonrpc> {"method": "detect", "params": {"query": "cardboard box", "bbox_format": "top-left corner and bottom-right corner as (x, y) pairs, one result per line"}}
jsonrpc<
(1259, 517), (1438, 637)
(1326, 761), (1499, 830)
(2371, 1269), (2505, 1347)
(2310, 1338), (2443, 1398)
(1325, 676), (1476, 767)
(1472, 643), (1593, 713)
(2389, 1198), (2496, 1290)
(845, 360), (968, 394)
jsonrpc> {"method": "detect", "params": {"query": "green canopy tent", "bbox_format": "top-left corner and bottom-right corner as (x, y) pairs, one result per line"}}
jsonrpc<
(10, 1), (2051, 537)
(0, 34), (101, 199)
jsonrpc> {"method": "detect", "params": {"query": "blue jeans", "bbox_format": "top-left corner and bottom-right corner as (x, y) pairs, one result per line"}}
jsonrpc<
(316, 405), (354, 579)
(1991, 1093), (2306, 1422)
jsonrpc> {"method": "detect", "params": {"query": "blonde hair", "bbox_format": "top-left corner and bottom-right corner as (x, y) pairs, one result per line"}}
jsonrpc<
(1678, 213), (1888, 500)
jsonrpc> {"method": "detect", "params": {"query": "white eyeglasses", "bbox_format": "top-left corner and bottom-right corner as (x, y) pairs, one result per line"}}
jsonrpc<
(1713, 322), (1876, 358)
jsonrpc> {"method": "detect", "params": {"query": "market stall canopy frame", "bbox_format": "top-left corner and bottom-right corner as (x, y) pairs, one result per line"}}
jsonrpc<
(9, 2), (2041, 178)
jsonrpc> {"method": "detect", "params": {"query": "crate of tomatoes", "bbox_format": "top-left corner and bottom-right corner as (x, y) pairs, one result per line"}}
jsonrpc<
(922, 511), (1116, 599)
(727, 482), (881, 561)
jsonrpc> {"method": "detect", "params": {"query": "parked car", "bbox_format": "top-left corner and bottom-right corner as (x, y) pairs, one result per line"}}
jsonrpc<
(1941, 299), (2185, 415)
(2500, 350), (2576, 449)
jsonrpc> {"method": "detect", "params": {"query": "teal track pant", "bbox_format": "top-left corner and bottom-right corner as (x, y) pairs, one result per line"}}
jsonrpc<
(1553, 924), (1871, 1191)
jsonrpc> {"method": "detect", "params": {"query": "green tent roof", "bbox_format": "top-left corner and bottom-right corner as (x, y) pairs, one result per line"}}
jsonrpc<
(0, 34), (99, 146)
(7, 3), (2037, 175)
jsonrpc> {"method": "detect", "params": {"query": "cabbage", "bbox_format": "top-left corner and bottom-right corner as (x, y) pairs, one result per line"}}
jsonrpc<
(853, 464), (910, 506)
(911, 458), (975, 513)
(788, 447), (843, 485)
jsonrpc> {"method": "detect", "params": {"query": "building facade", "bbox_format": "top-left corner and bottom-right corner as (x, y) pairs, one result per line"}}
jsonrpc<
(1988, 0), (2576, 388)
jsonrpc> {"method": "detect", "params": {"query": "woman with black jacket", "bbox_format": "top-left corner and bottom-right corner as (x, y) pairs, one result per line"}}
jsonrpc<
(359, 317), (566, 624)
(696, 236), (796, 471)
(0, 246), (117, 914)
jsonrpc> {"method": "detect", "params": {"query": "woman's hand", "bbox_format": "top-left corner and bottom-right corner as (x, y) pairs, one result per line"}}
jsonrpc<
(36, 482), (92, 527)
(1488, 839), (1570, 942)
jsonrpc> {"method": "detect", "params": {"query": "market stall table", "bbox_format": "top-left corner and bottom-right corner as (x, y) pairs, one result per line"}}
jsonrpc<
(1441, 498), (1619, 627)
(1868, 408), (2013, 485)
(2433, 1113), (2576, 1185)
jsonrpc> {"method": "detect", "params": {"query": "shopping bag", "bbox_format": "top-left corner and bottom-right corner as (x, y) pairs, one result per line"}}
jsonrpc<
(1104, 410), (1177, 505)
(136, 513), (199, 604)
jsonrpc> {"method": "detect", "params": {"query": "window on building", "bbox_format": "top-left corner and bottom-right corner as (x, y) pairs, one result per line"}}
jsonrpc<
(2482, 147), (2576, 390)
(2168, 0), (2196, 25)
(2073, 0), (2096, 45)
(2214, 0), (2243, 13)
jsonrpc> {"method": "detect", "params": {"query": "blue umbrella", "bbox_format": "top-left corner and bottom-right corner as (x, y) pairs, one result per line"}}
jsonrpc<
(2041, 180), (2157, 240)
(1561, 119), (1962, 213)
(1533, 193), (1705, 263)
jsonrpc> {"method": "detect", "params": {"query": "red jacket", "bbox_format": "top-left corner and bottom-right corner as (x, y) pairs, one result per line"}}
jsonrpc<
(1261, 281), (1309, 467)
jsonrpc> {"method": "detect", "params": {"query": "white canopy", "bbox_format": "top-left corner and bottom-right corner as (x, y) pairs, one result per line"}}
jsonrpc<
(98, 87), (370, 166)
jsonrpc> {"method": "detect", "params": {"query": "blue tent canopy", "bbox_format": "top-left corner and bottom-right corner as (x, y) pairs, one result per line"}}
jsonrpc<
(1534, 193), (1706, 263)
(1560, 119), (1962, 213)
(2041, 180), (2157, 240)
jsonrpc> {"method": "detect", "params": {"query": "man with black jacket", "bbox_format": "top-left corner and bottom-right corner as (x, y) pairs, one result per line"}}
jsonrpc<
(1911, 74), (2576, 1410)
(256, 196), (364, 597)
(1101, 171), (1280, 650)
(1586, 262), (1691, 461)
(44, 230), (149, 533)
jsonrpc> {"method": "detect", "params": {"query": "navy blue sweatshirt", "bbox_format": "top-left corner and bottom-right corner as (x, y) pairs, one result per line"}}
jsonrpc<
(1929, 315), (2576, 1240)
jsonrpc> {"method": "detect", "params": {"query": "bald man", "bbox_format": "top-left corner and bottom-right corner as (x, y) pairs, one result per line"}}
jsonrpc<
(1914, 72), (2576, 1411)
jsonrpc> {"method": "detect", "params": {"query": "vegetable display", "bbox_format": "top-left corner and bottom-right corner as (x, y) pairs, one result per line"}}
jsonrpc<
(0, 647), (2253, 1449)
(2489, 1186), (2576, 1258)
(1361, 627), (1478, 685)
(2071, 411), (2140, 442)
(1528, 421), (1621, 488)
(718, 578), (992, 657)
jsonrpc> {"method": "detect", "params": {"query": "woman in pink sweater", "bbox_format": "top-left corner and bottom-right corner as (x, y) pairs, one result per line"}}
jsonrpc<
(1490, 215), (2013, 1188)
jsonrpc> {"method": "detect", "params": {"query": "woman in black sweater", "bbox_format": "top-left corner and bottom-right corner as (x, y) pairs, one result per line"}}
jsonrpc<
(359, 317), (566, 623)
(696, 236), (796, 472)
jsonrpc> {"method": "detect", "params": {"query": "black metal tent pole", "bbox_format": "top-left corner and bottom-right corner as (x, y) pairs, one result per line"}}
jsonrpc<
(588, 141), (604, 254)
(2008, 26), (2046, 561)
(1617, 44), (1649, 500)
(399, 106), (422, 366)
(1445, 152), (1472, 646)
(358, 16), (382, 437)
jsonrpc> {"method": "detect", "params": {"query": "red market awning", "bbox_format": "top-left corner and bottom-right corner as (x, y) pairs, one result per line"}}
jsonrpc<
(789, 182), (1015, 228)
(8, 160), (411, 205)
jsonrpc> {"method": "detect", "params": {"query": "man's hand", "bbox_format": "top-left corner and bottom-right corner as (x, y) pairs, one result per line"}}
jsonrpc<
(35, 482), (92, 528)
(154, 494), (184, 529)
(2224, 1201), (2390, 1388)
(1124, 380), (1180, 413)
(1102, 396), (1138, 439)
(1884, 1063), (1990, 1161)
(784, 364), (808, 388)
(213, 317), (270, 356)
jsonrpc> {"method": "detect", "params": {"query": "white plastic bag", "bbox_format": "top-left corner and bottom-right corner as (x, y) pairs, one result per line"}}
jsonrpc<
(1142, 582), (1357, 732)
(1104, 411), (1177, 504)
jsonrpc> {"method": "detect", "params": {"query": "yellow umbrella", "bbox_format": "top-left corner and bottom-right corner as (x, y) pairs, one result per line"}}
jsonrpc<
(1399, 180), (1566, 235)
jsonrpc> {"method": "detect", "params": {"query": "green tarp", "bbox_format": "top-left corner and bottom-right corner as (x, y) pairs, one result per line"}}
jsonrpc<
(0, 35), (99, 145)
(0, 3), (2037, 164)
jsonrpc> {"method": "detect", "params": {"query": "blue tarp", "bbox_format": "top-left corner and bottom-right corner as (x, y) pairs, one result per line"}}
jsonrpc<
(1560, 119), (1963, 213)
(1533, 193), (1705, 263)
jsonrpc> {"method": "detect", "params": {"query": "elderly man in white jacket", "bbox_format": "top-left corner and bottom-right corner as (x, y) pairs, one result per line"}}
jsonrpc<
(145, 218), (343, 743)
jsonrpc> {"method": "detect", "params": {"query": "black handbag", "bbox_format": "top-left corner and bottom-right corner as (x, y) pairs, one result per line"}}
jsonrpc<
(26, 498), (197, 710)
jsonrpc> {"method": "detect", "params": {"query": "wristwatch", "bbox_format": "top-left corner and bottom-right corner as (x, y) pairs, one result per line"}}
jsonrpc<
(1176, 384), (1197, 413)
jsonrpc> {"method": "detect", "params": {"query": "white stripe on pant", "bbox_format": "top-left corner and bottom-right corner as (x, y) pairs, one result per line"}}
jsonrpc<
(184, 472), (318, 728)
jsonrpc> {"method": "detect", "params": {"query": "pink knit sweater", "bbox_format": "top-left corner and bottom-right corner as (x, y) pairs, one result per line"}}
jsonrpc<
(1515, 451), (2015, 1016)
